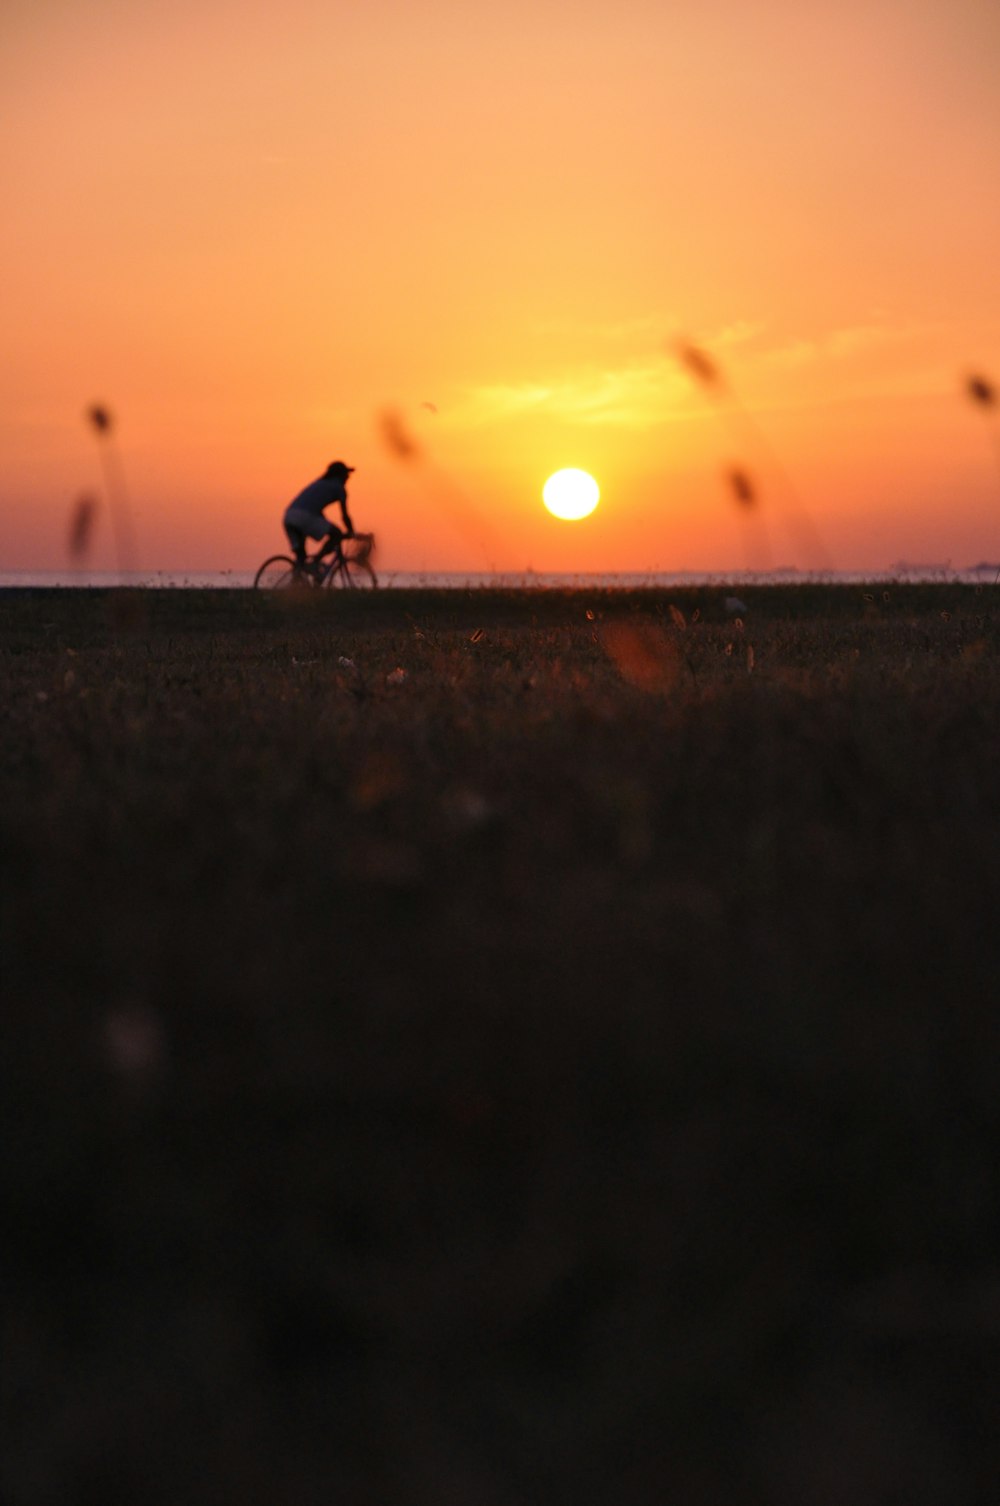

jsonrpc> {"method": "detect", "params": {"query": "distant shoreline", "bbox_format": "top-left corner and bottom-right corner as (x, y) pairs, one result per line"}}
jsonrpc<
(2, 567), (997, 590)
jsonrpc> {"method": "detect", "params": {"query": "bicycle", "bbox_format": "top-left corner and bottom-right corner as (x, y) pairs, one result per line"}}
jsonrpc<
(254, 532), (378, 591)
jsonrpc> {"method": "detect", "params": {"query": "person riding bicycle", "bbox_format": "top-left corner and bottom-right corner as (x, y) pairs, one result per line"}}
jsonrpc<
(283, 460), (356, 575)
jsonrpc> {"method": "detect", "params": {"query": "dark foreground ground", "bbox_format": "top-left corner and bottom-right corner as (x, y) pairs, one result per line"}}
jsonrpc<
(3, 584), (999, 1504)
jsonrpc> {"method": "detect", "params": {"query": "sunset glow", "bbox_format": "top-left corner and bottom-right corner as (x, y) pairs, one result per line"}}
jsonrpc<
(2, 1), (999, 575)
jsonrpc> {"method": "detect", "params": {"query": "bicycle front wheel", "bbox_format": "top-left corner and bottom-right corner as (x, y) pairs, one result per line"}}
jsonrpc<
(254, 555), (306, 590)
(339, 557), (378, 589)
(329, 533), (378, 589)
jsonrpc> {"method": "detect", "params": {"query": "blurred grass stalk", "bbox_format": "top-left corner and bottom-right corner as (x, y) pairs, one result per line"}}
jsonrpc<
(377, 406), (502, 568)
(675, 339), (832, 572)
(86, 404), (138, 576)
(67, 492), (98, 565)
(966, 372), (1000, 477)
(964, 374), (1000, 583)
(725, 465), (774, 574)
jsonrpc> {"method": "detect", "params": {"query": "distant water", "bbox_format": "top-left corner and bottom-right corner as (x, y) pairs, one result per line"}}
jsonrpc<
(1, 567), (995, 589)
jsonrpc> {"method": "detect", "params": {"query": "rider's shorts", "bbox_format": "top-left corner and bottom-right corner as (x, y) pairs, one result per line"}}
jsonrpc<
(283, 506), (342, 548)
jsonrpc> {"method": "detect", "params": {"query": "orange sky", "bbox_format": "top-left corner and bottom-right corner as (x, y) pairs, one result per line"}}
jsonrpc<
(3, 0), (999, 574)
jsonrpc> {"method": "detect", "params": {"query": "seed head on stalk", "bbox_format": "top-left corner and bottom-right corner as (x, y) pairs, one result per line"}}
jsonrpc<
(376, 402), (501, 565)
(378, 407), (423, 462)
(87, 404), (113, 434)
(674, 339), (727, 393)
(966, 374), (997, 409)
(964, 371), (1000, 468)
(963, 371), (1000, 578)
(670, 333), (831, 571)
(84, 401), (137, 576)
(725, 466), (756, 509)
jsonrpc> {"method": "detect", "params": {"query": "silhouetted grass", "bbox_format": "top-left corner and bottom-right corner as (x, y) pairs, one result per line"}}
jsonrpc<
(376, 404), (501, 565)
(67, 492), (98, 561)
(85, 402), (138, 575)
(965, 369), (1000, 512)
(673, 337), (831, 571)
(3, 585), (1000, 1505)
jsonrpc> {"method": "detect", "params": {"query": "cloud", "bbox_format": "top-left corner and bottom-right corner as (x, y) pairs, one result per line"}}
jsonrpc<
(757, 319), (945, 372)
(443, 315), (962, 436)
(449, 359), (692, 430)
(443, 310), (769, 430)
(671, 317), (946, 383)
(531, 313), (666, 345)
(711, 318), (766, 350)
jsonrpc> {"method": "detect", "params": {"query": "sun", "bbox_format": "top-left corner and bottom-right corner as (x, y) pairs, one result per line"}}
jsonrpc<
(542, 468), (600, 521)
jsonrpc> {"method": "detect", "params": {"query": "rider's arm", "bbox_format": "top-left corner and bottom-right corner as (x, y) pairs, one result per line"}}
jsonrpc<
(340, 501), (355, 536)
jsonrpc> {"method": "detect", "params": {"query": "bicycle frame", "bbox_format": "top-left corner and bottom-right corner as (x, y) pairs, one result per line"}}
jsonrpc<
(317, 533), (377, 588)
(254, 534), (377, 591)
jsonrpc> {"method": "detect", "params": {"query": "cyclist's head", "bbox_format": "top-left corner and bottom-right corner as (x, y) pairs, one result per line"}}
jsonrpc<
(326, 460), (354, 478)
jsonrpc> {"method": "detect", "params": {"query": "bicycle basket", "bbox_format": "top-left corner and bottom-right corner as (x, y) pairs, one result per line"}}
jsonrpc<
(343, 533), (374, 563)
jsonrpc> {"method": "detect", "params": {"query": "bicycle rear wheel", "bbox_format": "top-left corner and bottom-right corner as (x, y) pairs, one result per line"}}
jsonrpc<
(254, 555), (306, 590)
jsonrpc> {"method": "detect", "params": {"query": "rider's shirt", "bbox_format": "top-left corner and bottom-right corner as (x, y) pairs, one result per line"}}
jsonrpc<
(287, 475), (347, 517)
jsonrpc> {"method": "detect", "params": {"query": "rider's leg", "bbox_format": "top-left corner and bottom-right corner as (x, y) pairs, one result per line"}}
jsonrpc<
(284, 524), (308, 569)
(284, 510), (337, 572)
(313, 524), (344, 565)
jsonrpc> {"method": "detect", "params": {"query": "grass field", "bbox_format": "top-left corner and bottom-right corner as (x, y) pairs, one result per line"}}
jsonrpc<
(3, 584), (999, 1504)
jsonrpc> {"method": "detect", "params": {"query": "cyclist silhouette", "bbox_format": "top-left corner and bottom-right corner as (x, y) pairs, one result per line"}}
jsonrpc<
(283, 460), (355, 573)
